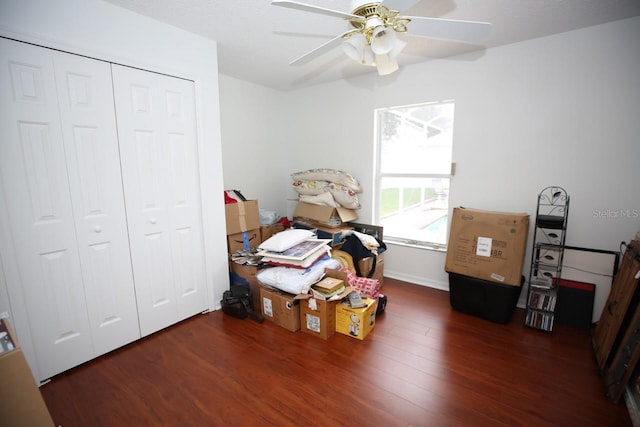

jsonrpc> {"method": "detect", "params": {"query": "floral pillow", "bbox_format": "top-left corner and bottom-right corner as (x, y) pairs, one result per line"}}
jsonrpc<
(328, 183), (360, 209)
(291, 169), (362, 192)
(291, 180), (330, 195)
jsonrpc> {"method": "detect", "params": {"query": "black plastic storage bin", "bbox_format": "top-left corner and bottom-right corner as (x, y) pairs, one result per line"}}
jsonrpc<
(449, 273), (524, 323)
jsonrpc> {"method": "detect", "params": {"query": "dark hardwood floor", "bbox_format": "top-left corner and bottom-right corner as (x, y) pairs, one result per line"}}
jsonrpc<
(41, 278), (631, 427)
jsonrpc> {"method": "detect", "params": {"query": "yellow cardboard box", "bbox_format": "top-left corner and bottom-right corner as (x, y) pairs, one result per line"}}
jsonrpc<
(335, 297), (377, 340)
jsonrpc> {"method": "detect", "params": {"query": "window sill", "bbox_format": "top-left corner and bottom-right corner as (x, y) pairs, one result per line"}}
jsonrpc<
(385, 239), (447, 253)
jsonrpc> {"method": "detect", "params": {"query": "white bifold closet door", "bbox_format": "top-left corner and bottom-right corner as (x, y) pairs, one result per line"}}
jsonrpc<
(0, 38), (139, 380)
(112, 65), (208, 337)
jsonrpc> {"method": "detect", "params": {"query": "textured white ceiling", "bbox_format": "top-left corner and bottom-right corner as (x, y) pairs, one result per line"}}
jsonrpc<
(103, 0), (640, 91)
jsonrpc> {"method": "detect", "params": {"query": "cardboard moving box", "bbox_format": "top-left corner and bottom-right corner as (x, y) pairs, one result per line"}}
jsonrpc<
(259, 285), (300, 332)
(260, 223), (286, 242)
(0, 319), (55, 427)
(299, 269), (351, 339)
(294, 201), (357, 227)
(445, 207), (529, 286)
(225, 200), (260, 235)
(300, 297), (340, 339)
(335, 297), (377, 340)
(357, 251), (385, 287)
(227, 228), (261, 253)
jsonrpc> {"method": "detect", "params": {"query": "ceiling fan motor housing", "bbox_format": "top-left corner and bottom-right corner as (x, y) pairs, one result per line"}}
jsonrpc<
(349, 2), (410, 34)
(351, 2), (380, 19)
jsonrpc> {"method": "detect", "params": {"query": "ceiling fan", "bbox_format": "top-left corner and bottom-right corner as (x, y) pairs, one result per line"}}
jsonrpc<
(272, 0), (492, 75)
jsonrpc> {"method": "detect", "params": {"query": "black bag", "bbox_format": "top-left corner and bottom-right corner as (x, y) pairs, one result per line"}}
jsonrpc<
(341, 234), (387, 278)
(376, 294), (387, 316)
(221, 284), (264, 323)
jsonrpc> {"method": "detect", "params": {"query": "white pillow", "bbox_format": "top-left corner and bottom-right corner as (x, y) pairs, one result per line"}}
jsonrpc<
(258, 228), (314, 252)
(256, 258), (341, 295)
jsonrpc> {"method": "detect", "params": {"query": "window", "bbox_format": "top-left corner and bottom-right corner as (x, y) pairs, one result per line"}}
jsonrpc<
(374, 100), (454, 249)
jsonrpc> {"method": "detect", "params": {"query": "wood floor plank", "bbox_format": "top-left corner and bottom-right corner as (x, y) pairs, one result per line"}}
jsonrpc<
(40, 277), (631, 427)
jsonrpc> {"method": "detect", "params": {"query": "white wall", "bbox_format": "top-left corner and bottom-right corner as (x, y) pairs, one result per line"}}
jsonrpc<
(220, 17), (640, 297)
(0, 0), (229, 369)
(218, 75), (294, 214)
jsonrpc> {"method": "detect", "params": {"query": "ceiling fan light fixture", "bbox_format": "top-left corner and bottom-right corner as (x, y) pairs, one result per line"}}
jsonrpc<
(375, 53), (399, 76)
(389, 36), (407, 59)
(343, 34), (375, 66)
(272, 0), (492, 78)
(363, 45), (375, 66)
(343, 33), (365, 61)
(371, 25), (396, 55)
(364, 16), (384, 31)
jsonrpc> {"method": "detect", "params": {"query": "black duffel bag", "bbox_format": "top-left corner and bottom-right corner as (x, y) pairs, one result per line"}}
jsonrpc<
(221, 284), (264, 323)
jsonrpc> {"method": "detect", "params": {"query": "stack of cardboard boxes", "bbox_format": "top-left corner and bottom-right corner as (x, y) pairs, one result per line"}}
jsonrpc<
(225, 199), (264, 310)
(259, 269), (377, 341)
(225, 199), (381, 341)
(225, 200), (261, 253)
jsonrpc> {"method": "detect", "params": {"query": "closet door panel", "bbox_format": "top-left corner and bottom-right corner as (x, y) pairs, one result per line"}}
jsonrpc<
(163, 77), (207, 319)
(0, 38), (92, 379)
(53, 51), (141, 355)
(112, 65), (207, 336)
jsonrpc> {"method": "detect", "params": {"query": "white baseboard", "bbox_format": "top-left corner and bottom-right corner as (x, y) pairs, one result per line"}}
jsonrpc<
(383, 269), (450, 292)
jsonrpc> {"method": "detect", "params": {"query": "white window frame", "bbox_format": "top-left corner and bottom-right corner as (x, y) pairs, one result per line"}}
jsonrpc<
(373, 100), (454, 250)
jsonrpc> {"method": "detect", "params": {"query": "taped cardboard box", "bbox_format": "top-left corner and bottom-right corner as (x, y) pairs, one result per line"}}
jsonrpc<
(357, 251), (385, 287)
(260, 223), (286, 242)
(298, 269), (351, 339)
(0, 319), (55, 427)
(445, 207), (529, 286)
(335, 297), (377, 340)
(225, 200), (260, 235)
(259, 285), (300, 332)
(294, 201), (357, 228)
(227, 228), (261, 253)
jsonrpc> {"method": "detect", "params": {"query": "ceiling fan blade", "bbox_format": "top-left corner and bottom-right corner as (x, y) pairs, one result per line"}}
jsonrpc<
(271, 1), (361, 20)
(407, 16), (492, 43)
(379, 0), (423, 13)
(290, 30), (357, 66)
